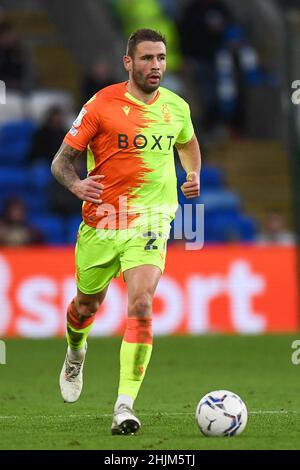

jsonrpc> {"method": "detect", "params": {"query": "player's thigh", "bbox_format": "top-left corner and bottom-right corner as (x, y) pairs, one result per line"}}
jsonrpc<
(121, 228), (168, 304)
(75, 223), (121, 295)
(123, 264), (162, 304)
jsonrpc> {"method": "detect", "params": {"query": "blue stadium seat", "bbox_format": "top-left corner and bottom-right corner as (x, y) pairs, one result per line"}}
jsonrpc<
(206, 212), (257, 242)
(30, 161), (52, 189)
(0, 120), (35, 163)
(0, 166), (30, 189)
(23, 192), (49, 214)
(0, 187), (49, 215)
(176, 165), (226, 207)
(200, 189), (241, 214)
(67, 215), (82, 244)
(233, 214), (257, 241)
(200, 166), (224, 189)
(27, 214), (65, 245)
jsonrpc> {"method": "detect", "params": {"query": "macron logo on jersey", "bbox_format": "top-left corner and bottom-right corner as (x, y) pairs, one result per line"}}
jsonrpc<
(118, 133), (175, 151)
(122, 106), (130, 116)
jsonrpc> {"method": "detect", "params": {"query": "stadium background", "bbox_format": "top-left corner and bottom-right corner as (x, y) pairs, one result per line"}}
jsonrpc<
(0, 0), (299, 335)
(0, 0), (300, 451)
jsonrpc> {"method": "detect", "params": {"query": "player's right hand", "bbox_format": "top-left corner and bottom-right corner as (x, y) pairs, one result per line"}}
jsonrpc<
(71, 175), (104, 204)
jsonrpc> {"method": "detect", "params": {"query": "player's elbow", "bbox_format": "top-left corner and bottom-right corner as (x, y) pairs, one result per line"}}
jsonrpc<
(50, 158), (56, 177)
(51, 154), (60, 179)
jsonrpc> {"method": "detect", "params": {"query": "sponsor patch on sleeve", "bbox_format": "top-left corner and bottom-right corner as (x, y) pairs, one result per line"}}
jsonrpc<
(72, 107), (87, 128)
(69, 126), (78, 136)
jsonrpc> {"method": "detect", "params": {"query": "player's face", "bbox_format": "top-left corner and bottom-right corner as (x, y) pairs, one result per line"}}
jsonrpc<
(128, 41), (167, 93)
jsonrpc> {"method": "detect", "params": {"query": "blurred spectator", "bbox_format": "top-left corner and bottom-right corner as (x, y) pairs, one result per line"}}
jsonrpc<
(256, 212), (296, 245)
(82, 60), (115, 103)
(27, 105), (85, 216)
(179, 0), (230, 65)
(0, 197), (44, 246)
(178, 0), (231, 132)
(159, 0), (181, 20)
(277, 0), (300, 9)
(0, 7), (10, 35)
(27, 106), (67, 163)
(178, 0), (262, 137)
(215, 25), (261, 136)
(0, 20), (26, 90)
(109, 0), (182, 73)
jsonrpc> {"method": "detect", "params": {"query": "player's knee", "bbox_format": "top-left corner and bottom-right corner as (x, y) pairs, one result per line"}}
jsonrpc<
(76, 299), (99, 320)
(129, 292), (152, 317)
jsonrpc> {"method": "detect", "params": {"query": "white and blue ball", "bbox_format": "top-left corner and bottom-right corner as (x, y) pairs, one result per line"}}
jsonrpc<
(195, 390), (248, 437)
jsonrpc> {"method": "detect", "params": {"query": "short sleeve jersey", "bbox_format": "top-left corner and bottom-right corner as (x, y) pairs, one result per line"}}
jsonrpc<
(64, 82), (194, 230)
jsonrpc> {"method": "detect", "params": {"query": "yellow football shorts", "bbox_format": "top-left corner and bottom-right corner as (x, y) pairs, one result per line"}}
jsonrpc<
(75, 221), (169, 294)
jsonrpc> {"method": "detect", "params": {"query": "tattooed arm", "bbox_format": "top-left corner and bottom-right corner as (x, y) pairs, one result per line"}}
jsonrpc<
(51, 142), (104, 204)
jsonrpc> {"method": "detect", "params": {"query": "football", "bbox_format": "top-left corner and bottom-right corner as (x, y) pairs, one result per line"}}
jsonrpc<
(195, 390), (248, 437)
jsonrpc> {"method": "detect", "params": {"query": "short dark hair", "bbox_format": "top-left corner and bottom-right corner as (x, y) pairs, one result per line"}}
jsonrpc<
(126, 28), (166, 58)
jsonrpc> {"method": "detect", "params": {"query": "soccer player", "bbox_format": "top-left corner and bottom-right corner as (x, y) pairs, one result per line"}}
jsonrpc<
(51, 28), (201, 435)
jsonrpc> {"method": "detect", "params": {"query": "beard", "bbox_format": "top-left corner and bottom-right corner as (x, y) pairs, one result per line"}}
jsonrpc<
(132, 65), (162, 94)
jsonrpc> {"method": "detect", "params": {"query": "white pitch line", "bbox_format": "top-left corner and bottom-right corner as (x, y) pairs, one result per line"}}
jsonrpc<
(250, 410), (294, 414)
(0, 410), (298, 420)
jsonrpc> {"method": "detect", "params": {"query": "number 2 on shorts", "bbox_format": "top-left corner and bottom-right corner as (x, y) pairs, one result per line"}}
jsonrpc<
(143, 231), (158, 251)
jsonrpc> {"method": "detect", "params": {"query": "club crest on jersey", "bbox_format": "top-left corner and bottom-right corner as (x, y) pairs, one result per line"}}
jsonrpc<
(73, 107), (87, 128)
(162, 103), (171, 123)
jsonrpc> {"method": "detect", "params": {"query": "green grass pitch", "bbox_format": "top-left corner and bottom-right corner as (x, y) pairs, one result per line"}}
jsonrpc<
(0, 335), (300, 450)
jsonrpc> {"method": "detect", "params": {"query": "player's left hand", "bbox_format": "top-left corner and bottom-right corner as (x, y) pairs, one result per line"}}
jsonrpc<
(181, 171), (200, 198)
